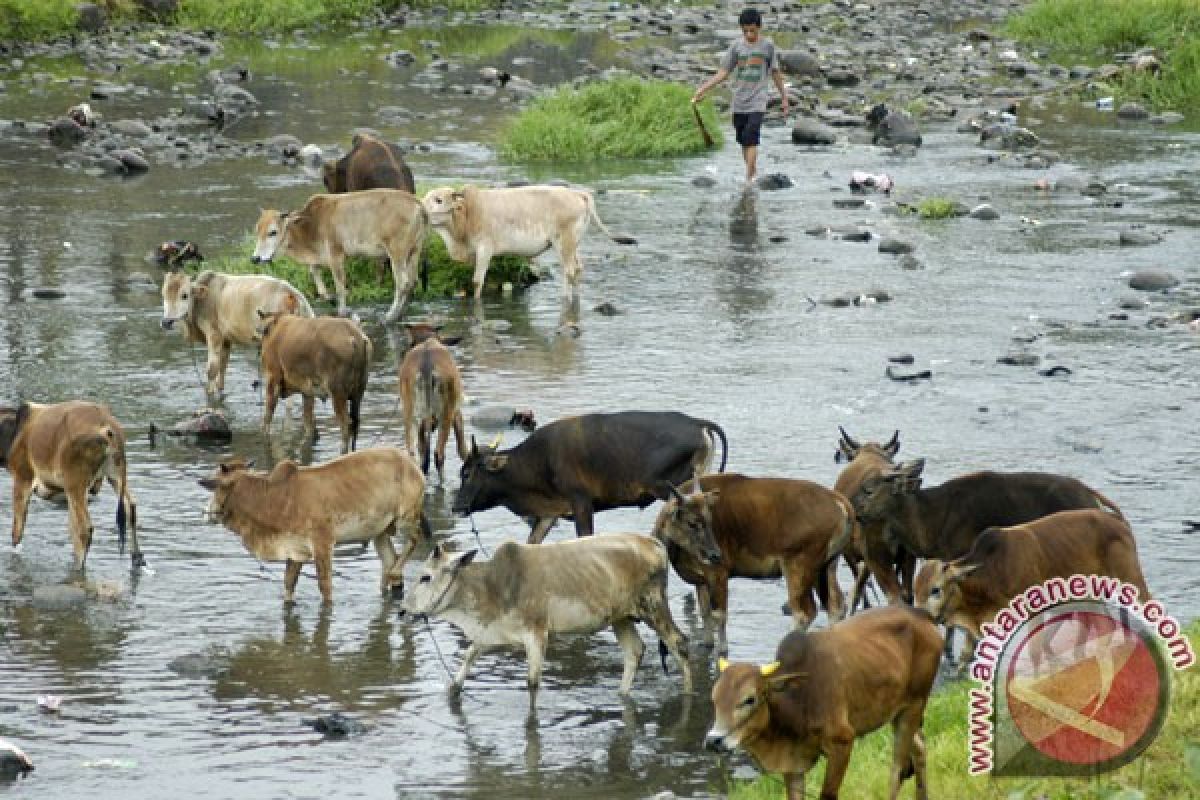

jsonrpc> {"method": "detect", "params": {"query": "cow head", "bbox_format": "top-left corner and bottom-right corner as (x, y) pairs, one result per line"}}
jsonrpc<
(251, 209), (294, 264)
(0, 404), (30, 468)
(254, 307), (292, 341)
(851, 458), (925, 523)
(154, 240), (204, 268)
(914, 559), (975, 622)
(453, 435), (508, 515)
(652, 479), (722, 566)
(834, 426), (900, 464)
(321, 160), (345, 194)
(706, 658), (806, 754)
(160, 272), (207, 332)
(403, 322), (462, 349)
(865, 103), (889, 129)
(421, 187), (465, 228)
(198, 457), (255, 522)
(403, 543), (478, 618)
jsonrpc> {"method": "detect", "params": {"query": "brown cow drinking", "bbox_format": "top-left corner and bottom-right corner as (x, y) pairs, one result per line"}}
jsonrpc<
(706, 606), (942, 800)
(0, 401), (143, 569)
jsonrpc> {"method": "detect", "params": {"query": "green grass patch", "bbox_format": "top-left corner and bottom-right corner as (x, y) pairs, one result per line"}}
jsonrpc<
(499, 77), (724, 162)
(0, 0), (113, 40)
(176, 0), (389, 34)
(729, 621), (1200, 800)
(917, 197), (959, 219)
(202, 234), (533, 307)
(1006, 0), (1200, 111)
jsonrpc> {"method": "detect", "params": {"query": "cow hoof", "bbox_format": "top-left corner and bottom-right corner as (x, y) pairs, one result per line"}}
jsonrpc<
(389, 583), (404, 601)
(780, 602), (792, 616)
(131, 552), (147, 570)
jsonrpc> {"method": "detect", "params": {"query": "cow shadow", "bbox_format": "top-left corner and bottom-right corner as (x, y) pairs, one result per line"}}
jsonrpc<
(210, 605), (416, 709)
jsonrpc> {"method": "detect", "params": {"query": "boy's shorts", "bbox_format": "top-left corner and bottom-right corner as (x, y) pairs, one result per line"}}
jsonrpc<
(732, 112), (764, 146)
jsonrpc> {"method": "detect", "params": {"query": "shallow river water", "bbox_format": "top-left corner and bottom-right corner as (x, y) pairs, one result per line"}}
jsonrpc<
(0, 22), (1197, 800)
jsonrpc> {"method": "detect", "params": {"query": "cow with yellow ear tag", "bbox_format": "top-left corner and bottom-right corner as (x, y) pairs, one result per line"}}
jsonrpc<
(705, 606), (943, 800)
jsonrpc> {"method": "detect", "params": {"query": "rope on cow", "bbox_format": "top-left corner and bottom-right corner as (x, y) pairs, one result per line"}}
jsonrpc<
(468, 514), (490, 558)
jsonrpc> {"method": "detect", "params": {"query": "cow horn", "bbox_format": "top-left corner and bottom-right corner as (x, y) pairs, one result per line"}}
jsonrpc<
(885, 430), (900, 454)
(470, 435), (479, 456)
(838, 425), (859, 451)
(759, 661), (781, 677)
(717, 657), (729, 673)
(489, 434), (502, 451)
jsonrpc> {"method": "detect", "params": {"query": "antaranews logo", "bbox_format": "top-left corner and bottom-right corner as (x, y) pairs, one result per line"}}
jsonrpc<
(967, 575), (1194, 777)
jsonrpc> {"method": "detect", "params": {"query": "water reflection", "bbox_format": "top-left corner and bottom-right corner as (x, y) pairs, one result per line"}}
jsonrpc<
(720, 188), (773, 322)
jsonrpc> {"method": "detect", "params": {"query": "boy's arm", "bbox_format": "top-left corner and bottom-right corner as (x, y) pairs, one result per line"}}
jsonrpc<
(771, 68), (790, 116)
(692, 68), (730, 104)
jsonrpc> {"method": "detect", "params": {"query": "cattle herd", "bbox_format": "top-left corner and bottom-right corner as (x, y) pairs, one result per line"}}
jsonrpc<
(0, 130), (1155, 799)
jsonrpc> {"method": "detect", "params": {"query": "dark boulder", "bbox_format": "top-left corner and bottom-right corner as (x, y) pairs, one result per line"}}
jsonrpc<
(1128, 270), (1179, 291)
(791, 117), (838, 145)
(865, 104), (922, 147)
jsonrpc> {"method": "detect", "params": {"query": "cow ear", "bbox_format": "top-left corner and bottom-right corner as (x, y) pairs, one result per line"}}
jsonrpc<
(218, 462), (232, 474)
(884, 430), (901, 457)
(192, 285), (208, 300)
(759, 661), (781, 678)
(484, 454), (508, 472)
(198, 477), (217, 490)
(284, 293), (298, 313)
(717, 657), (729, 673)
(702, 489), (721, 507)
(454, 549), (478, 570)
(431, 543), (444, 561)
(945, 562), (977, 583)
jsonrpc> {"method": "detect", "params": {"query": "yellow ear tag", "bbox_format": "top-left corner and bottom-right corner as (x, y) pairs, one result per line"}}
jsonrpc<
(489, 434), (503, 449)
(717, 657), (729, 673)
(760, 661), (781, 677)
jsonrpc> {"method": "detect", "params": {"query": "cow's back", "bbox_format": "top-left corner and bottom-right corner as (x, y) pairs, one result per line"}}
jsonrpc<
(329, 136), (415, 194)
(698, 473), (844, 558)
(929, 471), (1110, 557)
(200, 272), (312, 344)
(462, 186), (589, 238)
(544, 411), (707, 473)
(302, 190), (423, 251)
(14, 401), (122, 473)
(263, 315), (370, 390)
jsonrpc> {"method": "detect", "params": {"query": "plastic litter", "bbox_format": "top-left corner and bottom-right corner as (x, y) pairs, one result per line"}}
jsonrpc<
(849, 171), (893, 194)
(82, 758), (138, 769)
(36, 695), (63, 713)
(1096, 97), (1114, 111)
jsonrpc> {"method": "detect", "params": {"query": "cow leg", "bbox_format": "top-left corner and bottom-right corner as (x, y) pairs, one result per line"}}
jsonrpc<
(554, 232), (583, 301)
(865, 544), (905, 606)
(373, 529), (402, 598)
(523, 628), (548, 691)
(330, 253), (349, 317)
(470, 246), (493, 299)
(709, 576), (730, 657)
(783, 773), (806, 800)
(332, 394), (351, 454)
(433, 416), (452, 484)
(527, 517), (557, 545)
(308, 264), (331, 301)
(10, 478), (33, 551)
(262, 380), (281, 435)
(301, 395), (318, 443)
(203, 335), (226, 399)
(641, 585), (693, 692)
(569, 494), (594, 538)
(451, 410), (469, 463)
(910, 731), (928, 800)
(418, 418), (433, 476)
(784, 560), (816, 631)
(314, 547), (334, 606)
(283, 559), (302, 604)
(818, 730), (855, 800)
(846, 558), (871, 613)
(64, 485), (94, 570)
(822, 557), (848, 623)
(888, 703), (925, 800)
(695, 584), (716, 647)
(451, 641), (483, 694)
(383, 239), (418, 324)
(612, 618), (645, 695)
(899, 549), (917, 604)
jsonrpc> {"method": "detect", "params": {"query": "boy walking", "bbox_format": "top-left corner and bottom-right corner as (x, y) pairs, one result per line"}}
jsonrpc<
(692, 8), (789, 183)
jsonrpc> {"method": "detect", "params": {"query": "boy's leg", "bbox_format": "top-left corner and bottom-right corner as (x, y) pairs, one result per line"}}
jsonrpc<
(743, 144), (758, 181)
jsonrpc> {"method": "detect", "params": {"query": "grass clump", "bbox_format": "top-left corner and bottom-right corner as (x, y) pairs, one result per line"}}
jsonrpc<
(202, 234), (533, 308)
(0, 0), (108, 40)
(500, 77), (724, 162)
(1006, 0), (1200, 111)
(177, 0), (389, 34)
(917, 197), (960, 219)
(729, 621), (1200, 800)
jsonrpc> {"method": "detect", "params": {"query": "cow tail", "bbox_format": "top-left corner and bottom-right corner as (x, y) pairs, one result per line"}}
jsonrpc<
(349, 333), (370, 450)
(585, 192), (637, 246)
(1091, 488), (1126, 521)
(826, 493), (856, 563)
(705, 422), (729, 472)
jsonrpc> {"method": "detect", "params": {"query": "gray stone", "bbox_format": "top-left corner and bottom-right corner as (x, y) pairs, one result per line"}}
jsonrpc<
(756, 173), (793, 191)
(1150, 112), (1185, 126)
(1128, 270), (1179, 291)
(825, 68), (860, 88)
(1116, 102), (1149, 120)
(997, 352), (1040, 366)
(110, 119), (153, 137)
(1119, 228), (1162, 247)
(112, 149), (150, 172)
(32, 585), (87, 611)
(471, 405), (520, 431)
(1117, 294), (1149, 311)
(778, 50), (822, 78)
(878, 238), (914, 255)
(969, 204), (999, 221)
(215, 84), (258, 108)
(791, 116), (838, 145)
(899, 254), (923, 270)
(76, 3), (107, 32)
(168, 649), (230, 679)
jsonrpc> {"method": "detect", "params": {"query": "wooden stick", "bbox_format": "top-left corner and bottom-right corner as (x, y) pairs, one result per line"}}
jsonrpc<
(692, 103), (714, 148)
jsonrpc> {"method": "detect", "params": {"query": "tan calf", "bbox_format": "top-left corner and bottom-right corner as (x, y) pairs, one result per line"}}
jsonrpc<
(0, 401), (141, 569)
(251, 188), (427, 322)
(652, 473), (857, 656)
(160, 269), (313, 400)
(706, 606), (942, 800)
(422, 185), (635, 302)
(397, 323), (467, 482)
(915, 509), (1150, 640)
(256, 310), (372, 454)
(199, 449), (426, 605)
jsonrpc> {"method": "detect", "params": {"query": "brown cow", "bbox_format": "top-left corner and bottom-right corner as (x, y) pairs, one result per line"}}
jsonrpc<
(256, 310), (372, 454)
(252, 188), (427, 322)
(322, 134), (415, 194)
(706, 606), (942, 800)
(0, 401), (142, 569)
(651, 473), (857, 656)
(397, 323), (467, 482)
(915, 509), (1150, 640)
(422, 185), (636, 302)
(401, 534), (692, 695)
(832, 427), (912, 610)
(199, 449), (426, 605)
(161, 269), (313, 400)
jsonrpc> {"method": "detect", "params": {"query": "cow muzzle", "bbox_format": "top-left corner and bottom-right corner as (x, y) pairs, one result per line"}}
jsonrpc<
(703, 548), (723, 566)
(160, 317), (176, 331)
(704, 732), (733, 754)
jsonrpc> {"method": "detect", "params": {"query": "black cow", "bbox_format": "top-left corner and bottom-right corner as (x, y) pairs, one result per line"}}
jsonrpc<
(865, 103), (923, 148)
(322, 133), (415, 195)
(454, 411), (729, 542)
(850, 459), (1124, 564)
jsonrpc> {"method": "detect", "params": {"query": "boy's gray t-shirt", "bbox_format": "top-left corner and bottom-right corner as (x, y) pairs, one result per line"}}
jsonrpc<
(721, 37), (777, 114)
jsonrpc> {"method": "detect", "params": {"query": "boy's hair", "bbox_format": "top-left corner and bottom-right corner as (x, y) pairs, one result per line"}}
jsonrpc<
(738, 8), (762, 27)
